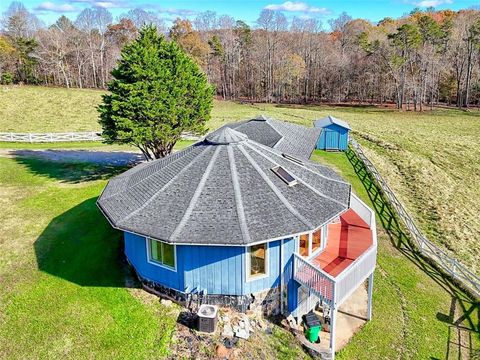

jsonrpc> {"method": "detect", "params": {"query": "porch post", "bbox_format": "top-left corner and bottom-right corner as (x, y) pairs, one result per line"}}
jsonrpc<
(330, 307), (337, 360)
(367, 272), (374, 321)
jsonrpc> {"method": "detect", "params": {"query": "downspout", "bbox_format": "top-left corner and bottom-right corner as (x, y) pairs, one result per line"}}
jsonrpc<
(280, 239), (284, 315)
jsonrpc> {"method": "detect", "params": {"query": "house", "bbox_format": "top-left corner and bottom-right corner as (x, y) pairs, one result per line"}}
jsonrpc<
(314, 116), (351, 151)
(97, 124), (377, 360)
(224, 115), (321, 159)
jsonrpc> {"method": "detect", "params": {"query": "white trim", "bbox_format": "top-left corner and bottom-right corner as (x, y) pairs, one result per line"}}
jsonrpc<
(245, 242), (269, 282)
(309, 228), (323, 259)
(145, 237), (177, 272)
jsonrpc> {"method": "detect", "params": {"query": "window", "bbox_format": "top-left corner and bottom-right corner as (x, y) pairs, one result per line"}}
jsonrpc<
(271, 165), (297, 186)
(248, 243), (268, 278)
(299, 233), (309, 257)
(148, 238), (175, 269)
(312, 229), (321, 253)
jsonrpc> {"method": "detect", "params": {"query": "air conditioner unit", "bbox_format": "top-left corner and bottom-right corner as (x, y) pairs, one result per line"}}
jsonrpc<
(197, 304), (218, 333)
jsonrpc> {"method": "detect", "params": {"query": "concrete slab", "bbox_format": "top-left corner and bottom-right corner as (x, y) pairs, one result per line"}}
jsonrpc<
(299, 281), (368, 352)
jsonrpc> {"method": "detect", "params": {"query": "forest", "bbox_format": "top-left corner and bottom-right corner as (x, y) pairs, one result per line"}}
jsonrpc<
(1, 1), (480, 110)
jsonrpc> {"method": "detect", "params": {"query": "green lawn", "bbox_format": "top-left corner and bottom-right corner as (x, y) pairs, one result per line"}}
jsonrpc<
(0, 85), (479, 358)
(1, 149), (477, 359)
(0, 155), (309, 359)
(0, 158), (179, 359)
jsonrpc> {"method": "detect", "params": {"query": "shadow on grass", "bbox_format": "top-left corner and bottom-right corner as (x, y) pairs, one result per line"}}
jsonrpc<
(13, 156), (127, 183)
(345, 147), (480, 357)
(34, 197), (136, 288)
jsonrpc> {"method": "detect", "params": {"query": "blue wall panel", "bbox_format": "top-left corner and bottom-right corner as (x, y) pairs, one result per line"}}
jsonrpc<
(124, 232), (297, 297)
(124, 232), (184, 291)
(316, 124), (349, 151)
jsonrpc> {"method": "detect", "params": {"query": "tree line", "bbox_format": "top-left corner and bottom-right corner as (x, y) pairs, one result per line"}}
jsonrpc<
(1, 1), (480, 109)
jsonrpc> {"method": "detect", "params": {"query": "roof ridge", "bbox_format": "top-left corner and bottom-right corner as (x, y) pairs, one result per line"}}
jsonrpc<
(227, 146), (252, 244)
(117, 145), (212, 226)
(244, 142), (349, 207)
(169, 146), (222, 241)
(247, 140), (350, 185)
(100, 146), (198, 200)
(237, 144), (315, 229)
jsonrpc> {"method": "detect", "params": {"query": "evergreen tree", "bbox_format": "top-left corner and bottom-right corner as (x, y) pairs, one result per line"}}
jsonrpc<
(99, 25), (213, 160)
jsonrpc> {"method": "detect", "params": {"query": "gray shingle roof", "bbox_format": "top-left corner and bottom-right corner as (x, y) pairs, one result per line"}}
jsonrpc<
(98, 127), (351, 246)
(314, 116), (351, 130)
(224, 115), (321, 159)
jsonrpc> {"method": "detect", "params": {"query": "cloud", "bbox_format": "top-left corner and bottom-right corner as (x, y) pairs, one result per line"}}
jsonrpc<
(264, 1), (330, 14)
(68, 0), (128, 9)
(35, 1), (78, 12)
(412, 0), (453, 7)
(162, 8), (197, 17)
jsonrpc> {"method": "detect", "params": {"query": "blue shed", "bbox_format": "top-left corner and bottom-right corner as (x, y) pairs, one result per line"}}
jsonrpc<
(314, 116), (351, 151)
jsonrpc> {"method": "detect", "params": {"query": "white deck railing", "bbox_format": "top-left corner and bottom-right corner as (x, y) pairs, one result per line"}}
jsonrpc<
(293, 192), (377, 308)
(293, 253), (336, 308)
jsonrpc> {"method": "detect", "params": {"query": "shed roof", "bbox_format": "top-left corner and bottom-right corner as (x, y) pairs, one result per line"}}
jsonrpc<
(314, 116), (351, 130)
(225, 115), (321, 159)
(98, 127), (351, 246)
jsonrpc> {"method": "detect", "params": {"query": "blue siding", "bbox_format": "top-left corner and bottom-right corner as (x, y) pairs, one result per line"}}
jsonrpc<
(124, 232), (297, 297)
(124, 232), (184, 291)
(316, 123), (349, 151)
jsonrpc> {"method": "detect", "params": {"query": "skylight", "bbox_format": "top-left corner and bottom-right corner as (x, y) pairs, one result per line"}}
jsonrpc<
(271, 166), (297, 186)
(282, 153), (303, 165)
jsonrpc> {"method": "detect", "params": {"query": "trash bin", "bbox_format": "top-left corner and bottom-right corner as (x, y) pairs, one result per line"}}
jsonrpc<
(303, 311), (321, 343)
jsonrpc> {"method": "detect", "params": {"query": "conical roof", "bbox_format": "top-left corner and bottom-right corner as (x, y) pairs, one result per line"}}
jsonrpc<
(98, 127), (351, 245)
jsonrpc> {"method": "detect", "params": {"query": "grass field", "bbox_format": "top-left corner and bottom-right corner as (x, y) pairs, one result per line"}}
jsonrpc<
(0, 156), (310, 359)
(0, 85), (479, 358)
(1, 85), (478, 274)
(0, 147), (478, 359)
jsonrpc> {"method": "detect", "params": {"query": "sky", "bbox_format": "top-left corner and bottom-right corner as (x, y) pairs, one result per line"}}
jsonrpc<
(1, 0), (479, 28)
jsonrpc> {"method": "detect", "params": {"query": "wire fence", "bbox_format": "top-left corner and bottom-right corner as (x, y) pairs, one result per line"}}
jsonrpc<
(349, 138), (480, 299)
(0, 131), (201, 143)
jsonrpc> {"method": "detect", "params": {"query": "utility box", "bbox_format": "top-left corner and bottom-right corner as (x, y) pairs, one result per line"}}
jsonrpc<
(197, 304), (218, 333)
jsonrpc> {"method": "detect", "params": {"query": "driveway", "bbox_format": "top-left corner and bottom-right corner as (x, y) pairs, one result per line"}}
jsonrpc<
(0, 149), (145, 166)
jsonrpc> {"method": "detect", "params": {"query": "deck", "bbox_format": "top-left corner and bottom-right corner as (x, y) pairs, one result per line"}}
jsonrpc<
(312, 209), (373, 278)
(293, 193), (377, 309)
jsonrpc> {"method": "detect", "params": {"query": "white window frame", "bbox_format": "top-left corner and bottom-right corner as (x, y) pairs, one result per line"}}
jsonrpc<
(310, 228), (323, 258)
(146, 237), (177, 272)
(298, 228), (324, 260)
(246, 242), (269, 282)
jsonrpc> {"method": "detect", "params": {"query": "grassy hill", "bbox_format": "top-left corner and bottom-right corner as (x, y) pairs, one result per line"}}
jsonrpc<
(1, 85), (478, 273)
(0, 85), (478, 358)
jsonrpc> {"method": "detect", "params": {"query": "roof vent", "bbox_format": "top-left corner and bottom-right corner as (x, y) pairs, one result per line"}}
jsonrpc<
(282, 153), (303, 165)
(271, 165), (297, 186)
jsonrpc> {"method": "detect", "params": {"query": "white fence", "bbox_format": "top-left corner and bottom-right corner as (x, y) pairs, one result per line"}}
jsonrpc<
(0, 132), (102, 142)
(0, 131), (202, 143)
(349, 138), (480, 299)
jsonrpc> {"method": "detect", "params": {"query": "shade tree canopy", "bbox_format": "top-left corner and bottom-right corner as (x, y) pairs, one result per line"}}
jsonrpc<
(98, 25), (214, 160)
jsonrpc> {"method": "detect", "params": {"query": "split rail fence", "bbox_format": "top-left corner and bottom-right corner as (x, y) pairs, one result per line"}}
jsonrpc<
(0, 131), (201, 143)
(349, 138), (480, 299)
